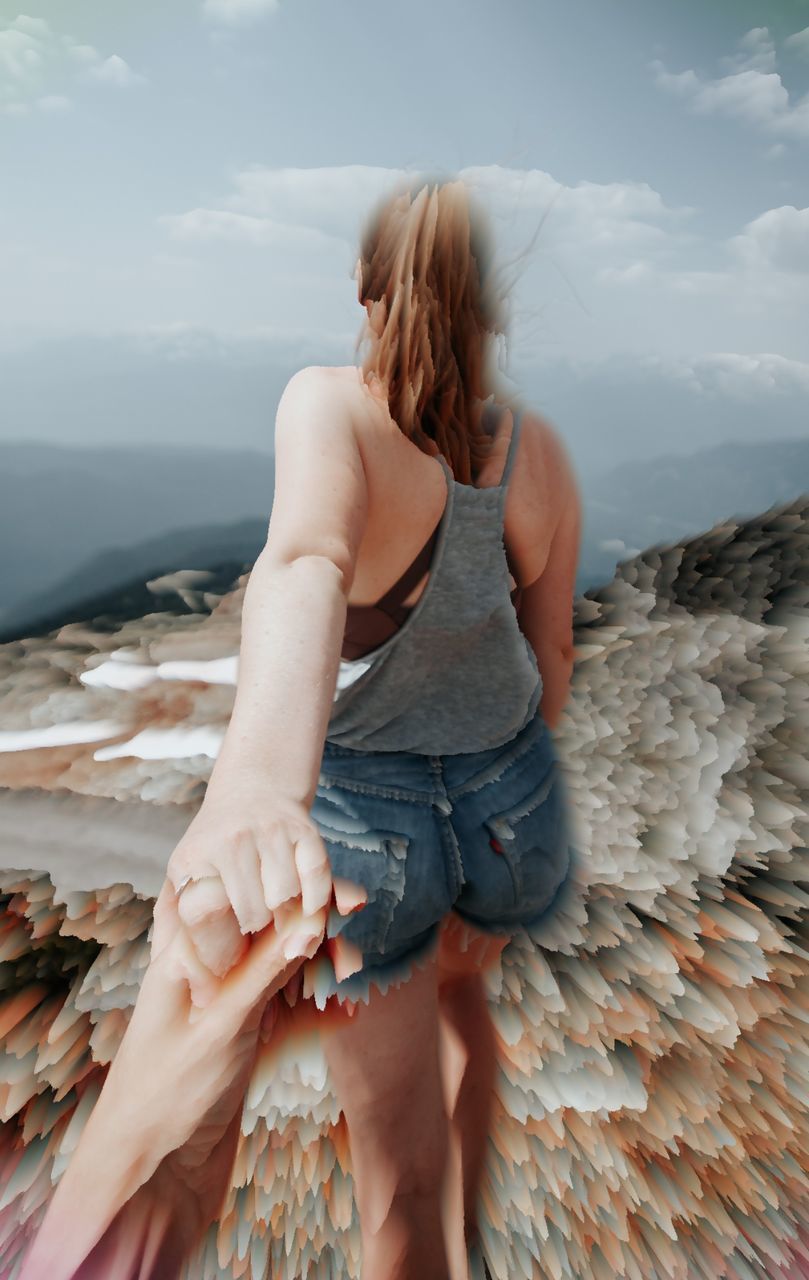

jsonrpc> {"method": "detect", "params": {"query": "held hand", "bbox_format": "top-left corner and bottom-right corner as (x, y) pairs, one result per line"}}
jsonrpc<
(116, 891), (324, 1167)
(150, 789), (336, 1004)
(17, 895), (330, 1280)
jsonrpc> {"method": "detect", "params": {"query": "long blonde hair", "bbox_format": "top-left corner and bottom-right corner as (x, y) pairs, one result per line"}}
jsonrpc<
(353, 173), (514, 485)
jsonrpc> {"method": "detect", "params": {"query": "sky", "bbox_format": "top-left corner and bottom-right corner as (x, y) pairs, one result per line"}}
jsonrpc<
(1, 0), (808, 475)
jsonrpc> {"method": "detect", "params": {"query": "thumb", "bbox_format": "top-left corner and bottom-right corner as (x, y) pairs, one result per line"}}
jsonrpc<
(149, 878), (180, 963)
(149, 881), (223, 1009)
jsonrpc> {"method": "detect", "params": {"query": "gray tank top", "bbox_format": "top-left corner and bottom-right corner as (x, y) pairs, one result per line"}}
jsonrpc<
(326, 405), (543, 754)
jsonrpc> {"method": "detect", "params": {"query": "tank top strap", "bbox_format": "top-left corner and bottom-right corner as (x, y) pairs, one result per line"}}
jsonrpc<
(499, 406), (523, 489)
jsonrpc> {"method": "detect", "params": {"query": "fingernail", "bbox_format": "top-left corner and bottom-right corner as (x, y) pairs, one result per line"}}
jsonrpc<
(283, 931), (320, 960)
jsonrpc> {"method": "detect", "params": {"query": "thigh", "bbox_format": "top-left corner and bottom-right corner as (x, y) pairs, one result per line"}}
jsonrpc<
(319, 944), (449, 1231)
(436, 910), (511, 984)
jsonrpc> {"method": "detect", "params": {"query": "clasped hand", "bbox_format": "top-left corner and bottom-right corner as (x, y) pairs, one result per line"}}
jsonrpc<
(151, 784), (365, 1006)
(16, 788), (367, 1280)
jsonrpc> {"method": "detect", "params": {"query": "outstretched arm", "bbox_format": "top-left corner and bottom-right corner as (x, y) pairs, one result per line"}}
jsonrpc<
(207, 366), (370, 810)
(150, 365), (373, 993)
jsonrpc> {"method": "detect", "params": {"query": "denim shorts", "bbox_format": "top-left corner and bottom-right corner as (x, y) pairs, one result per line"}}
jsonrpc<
(307, 709), (573, 1005)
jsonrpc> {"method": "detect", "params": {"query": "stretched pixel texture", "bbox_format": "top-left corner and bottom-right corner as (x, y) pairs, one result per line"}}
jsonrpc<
(1, 494), (808, 1279)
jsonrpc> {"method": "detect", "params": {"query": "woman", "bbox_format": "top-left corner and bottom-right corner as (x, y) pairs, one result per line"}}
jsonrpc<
(20, 175), (580, 1280)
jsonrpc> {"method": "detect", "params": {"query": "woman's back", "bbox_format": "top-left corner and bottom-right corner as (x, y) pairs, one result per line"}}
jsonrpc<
(325, 365), (580, 753)
(338, 365), (565, 623)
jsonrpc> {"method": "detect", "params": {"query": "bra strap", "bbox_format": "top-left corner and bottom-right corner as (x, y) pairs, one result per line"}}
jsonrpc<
(374, 527), (439, 614)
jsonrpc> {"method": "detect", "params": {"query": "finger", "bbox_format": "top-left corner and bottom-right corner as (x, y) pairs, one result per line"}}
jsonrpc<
(330, 933), (365, 982)
(189, 910), (249, 982)
(216, 831), (274, 936)
(176, 873), (231, 929)
(144, 887), (186, 998)
(145, 898), (216, 1011)
(150, 879), (180, 962)
(272, 898), (326, 960)
(332, 875), (369, 917)
(294, 828), (333, 919)
(214, 922), (309, 1025)
(171, 922), (224, 1010)
(146, 888), (231, 1010)
(178, 878), (248, 980)
(257, 828), (302, 914)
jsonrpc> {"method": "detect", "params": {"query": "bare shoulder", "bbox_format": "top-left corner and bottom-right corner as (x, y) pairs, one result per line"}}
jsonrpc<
(273, 365), (366, 478)
(276, 364), (370, 440)
(288, 364), (383, 424)
(518, 408), (579, 509)
(266, 365), (369, 574)
(282, 363), (353, 404)
(504, 407), (580, 588)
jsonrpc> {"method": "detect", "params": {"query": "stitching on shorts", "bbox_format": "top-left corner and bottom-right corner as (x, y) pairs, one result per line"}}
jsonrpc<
(315, 831), (410, 856)
(445, 720), (546, 802)
(485, 767), (554, 838)
(317, 771), (432, 804)
(322, 742), (368, 757)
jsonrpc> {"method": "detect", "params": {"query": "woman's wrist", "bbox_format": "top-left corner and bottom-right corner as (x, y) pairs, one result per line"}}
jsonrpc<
(199, 768), (317, 817)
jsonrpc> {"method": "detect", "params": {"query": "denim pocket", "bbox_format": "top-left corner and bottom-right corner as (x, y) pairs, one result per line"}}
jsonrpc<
(310, 791), (410, 956)
(483, 762), (569, 920)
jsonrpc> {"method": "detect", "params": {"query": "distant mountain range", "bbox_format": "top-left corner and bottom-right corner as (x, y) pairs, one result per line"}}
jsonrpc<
(0, 520), (268, 643)
(1, 436), (807, 643)
(0, 442), (274, 642)
(578, 436), (809, 592)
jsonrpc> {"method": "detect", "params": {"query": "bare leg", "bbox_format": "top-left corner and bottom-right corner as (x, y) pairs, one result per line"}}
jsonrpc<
(437, 970), (498, 1246)
(320, 949), (469, 1280)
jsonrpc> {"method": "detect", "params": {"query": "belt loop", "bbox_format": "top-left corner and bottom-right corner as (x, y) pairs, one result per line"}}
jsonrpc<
(428, 754), (452, 814)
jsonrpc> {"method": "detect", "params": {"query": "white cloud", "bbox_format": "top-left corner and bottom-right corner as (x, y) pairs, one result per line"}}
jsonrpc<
(221, 163), (402, 232)
(671, 351), (809, 400)
(85, 53), (146, 88)
(157, 207), (340, 252)
(0, 13), (146, 112)
(717, 26), (777, 75)
(599, 537), (641, 556)
(588, 194), (808, 331)
(728, 205), (809, 273)
(784, 26), (809, 60)
(222, 162), (695, 240)
(66, 42), (100, 68)
(630, 351), (809, 404)
(201, 0), (281, 24)
(200, 0), (279, 23)
(160, 162), (695, 278)
(0, 15), (50, 91)
(650, 25), (809, 142)
(156, 165), (707, 350)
